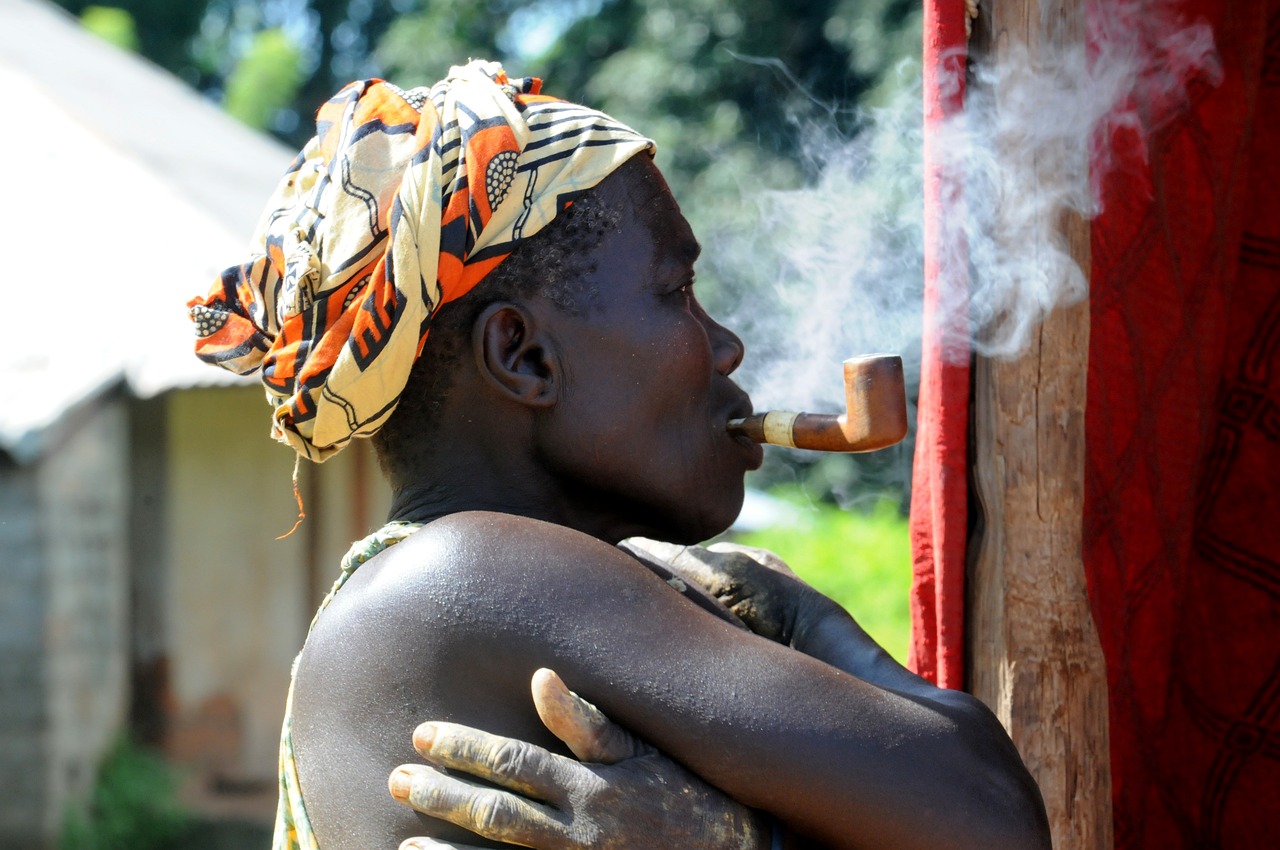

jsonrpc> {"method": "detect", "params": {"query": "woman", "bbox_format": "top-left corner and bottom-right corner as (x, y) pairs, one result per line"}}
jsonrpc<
(190, 61), (1049, 850)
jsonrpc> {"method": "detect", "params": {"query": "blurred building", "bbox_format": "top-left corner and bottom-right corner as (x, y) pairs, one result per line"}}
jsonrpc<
(0, 1), (389, 846)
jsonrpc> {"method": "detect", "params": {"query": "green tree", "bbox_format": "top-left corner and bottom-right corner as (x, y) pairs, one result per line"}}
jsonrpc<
(79, 5), (139, 52)
(375, 0), (522, 89)
(287, 0), (411, 142)
(223, 27), (305, 131)
(55, 1), (411, 143)
(56, 0), (210, 78)
(60, 2), (920, 181)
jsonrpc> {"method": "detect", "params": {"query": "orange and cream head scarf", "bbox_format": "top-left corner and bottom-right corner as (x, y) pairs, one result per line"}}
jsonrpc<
(189, 60), (654, 461)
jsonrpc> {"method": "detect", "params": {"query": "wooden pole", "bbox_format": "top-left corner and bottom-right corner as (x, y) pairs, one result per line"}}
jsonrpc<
(966, 1), (1113, 848)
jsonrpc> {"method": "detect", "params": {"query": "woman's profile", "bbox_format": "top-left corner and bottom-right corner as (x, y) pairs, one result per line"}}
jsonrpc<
(189, 60), (1049, 850)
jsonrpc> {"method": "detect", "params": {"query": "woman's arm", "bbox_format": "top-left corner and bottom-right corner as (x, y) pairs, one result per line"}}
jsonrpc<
(627, 539), (969, 700)
(636, 539), (1050, 848)
(297, 511), (1048, 850)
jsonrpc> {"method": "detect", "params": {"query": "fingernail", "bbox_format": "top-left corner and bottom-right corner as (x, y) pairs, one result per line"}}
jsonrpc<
(413, 722), (436, 751)
(389, 766), (414, 801)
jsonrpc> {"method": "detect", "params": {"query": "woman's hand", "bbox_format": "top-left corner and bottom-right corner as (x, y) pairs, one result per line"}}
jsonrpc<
(623, 538), (929, 699)
(388, 668), (769, 850)
(622, 538), (838, 646)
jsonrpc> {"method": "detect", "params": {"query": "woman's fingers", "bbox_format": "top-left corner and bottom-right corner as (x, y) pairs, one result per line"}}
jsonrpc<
(620, 536), (686, 564)
(399, 837), (485, 850)
(530, 668), (648, 763)
(408, 721), (576, 803)
(624, 537), (730, 596)
(389, 671), (772, 850)
(389, 762), (569, 848)
(389, 678), (653, 848)
(651, 543), (801, 643)
(705, 542), (801, 579)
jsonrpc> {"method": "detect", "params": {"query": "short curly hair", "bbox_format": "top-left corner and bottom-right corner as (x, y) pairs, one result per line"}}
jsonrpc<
(372, 187), (621, 485)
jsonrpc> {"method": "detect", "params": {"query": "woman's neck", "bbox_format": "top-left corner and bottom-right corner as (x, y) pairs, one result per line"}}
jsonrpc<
(384, 474), (661, 545)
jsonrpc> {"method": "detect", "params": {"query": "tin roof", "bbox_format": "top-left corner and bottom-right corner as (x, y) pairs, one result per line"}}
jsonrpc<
(0, 0), (293, 462)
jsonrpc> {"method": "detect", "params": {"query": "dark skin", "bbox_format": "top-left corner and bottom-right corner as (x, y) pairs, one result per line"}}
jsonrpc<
(290, 156), (1050, 850)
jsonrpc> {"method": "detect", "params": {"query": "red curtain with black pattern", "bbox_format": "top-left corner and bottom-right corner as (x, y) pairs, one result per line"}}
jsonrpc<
(1086, 0), (1280, 844)
(910, 0), (1280, 844)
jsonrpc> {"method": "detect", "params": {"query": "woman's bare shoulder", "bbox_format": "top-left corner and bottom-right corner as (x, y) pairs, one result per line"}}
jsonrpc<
(289, 512), (644, 847)
(410, 509), (637, 566)
(335, 511), (646, 622)
(392, 509), (628, 571)
(300, 511), (675, 699)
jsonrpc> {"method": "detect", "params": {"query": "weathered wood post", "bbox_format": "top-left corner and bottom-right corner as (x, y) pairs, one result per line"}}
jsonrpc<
(966, 0), (1114, 847)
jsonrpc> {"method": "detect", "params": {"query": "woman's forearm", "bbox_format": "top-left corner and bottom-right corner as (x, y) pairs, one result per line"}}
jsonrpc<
(661, 538), (1049, 849)
(790, 601), (943, 701)
(790, 604), (1051, 850)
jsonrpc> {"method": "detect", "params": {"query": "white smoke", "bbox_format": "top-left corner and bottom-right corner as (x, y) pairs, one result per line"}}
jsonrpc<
(712, 6), (1222, 416)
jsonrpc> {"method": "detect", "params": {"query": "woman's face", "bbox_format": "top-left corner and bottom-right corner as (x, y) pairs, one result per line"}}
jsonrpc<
(535, 156), (762, 543)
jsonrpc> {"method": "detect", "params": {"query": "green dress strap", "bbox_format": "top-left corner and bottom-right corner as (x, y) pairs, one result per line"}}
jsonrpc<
(273, 521), (424, 850)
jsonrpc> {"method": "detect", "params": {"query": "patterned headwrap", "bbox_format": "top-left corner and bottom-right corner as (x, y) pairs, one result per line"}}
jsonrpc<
(188, 60), (654, 461)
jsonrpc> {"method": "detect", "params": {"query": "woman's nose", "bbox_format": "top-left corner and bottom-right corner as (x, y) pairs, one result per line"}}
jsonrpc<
(705, 310), (745, 376)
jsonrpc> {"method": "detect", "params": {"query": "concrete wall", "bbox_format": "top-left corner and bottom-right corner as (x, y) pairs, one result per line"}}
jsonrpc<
(0, 458), (48, 848)
(164, 387), (389, 786)
(0, 386), (391, 845)
(0, 398), (130, 849)
(40, 400), (131, 840)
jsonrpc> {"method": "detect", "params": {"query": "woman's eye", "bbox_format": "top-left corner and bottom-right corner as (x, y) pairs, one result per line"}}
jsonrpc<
(663, 278), (694, 301)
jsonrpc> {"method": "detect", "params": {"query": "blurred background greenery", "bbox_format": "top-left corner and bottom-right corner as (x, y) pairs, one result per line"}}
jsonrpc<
(734, 492), (912, 662)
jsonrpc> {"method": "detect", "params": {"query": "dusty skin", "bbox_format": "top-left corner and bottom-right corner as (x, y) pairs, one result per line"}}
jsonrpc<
(388, 668), (766, 850)
(288, 156), (1051, 850)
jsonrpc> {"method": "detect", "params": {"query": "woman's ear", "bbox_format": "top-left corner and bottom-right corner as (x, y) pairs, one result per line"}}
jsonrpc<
(473, 301), (559, 407)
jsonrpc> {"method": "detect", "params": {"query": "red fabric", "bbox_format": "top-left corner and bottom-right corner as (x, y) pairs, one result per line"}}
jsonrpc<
(911, 0), (1280, 843)
(908, 0), (971, 690)
(1085, 1), (1280, 846)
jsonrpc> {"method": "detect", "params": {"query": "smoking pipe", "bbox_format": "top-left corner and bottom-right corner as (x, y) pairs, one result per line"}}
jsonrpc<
(727, 354), (908, 452)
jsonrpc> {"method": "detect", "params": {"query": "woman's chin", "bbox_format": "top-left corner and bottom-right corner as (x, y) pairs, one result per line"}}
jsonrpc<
(670, 491), (746, 544)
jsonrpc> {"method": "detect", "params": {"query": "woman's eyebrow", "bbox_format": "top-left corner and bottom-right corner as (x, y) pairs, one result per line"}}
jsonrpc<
(654, 236), (701, 284)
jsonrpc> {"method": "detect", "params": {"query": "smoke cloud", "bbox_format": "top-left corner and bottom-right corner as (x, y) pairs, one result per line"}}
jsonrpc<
(711, 6), (1221, 418)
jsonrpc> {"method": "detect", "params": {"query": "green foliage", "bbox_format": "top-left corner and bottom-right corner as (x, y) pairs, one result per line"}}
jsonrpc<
(53, 0), (412, 142)
(826, 0), (923, 85)
(56, 0), (921, 188)
(79, 6), (139, 53)
(275, 0), (411, 144)
(224, 28), (305, 132)
(734, 492), (912, 663)
(56, 0), (210, 76)
(59, 738), (190, 850)
(375, 1), (513, 89)
(538, 0), (871, 278)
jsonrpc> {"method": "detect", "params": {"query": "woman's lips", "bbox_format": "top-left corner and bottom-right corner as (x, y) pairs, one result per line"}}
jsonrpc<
(730, 427), (765, 470)
(724, 388), (762, 469)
